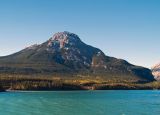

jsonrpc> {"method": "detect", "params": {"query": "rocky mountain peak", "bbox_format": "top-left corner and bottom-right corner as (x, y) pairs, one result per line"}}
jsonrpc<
(151, 63), (160, 80)
(47, 31), (81, 49)
(152, 63), (160, 70)
(0, 31), (155, 82)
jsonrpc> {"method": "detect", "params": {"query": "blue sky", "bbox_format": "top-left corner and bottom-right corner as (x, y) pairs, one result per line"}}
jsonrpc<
(0, 0), (160, 68)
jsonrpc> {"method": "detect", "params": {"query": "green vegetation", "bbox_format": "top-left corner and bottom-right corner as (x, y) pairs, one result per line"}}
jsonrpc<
(0, 74), (158, 91)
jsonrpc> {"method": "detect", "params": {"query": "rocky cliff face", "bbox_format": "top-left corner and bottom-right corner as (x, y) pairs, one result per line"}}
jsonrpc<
(152, 63), (160, 80)
(0, 31), (155, 82)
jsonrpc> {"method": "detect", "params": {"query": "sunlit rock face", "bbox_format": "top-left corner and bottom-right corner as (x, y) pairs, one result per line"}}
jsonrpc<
(152, 63), (160, 80)
(47, 31), (81, 49)
(42, 31), (101, 68)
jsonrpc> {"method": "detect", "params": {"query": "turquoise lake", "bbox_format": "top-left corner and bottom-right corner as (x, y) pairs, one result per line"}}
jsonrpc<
(0, 90), (160, 115)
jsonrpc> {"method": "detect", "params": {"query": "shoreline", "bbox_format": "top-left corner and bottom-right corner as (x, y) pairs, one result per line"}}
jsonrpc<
(3, 85), (160, 92)
(3, 89), (159, 93)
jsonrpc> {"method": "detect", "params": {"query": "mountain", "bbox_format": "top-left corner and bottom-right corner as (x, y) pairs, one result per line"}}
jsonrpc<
(152, 63), (160, 80)
(0, 31), (154, 82)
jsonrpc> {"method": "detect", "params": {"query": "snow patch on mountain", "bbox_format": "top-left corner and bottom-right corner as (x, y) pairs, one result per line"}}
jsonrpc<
(26, 44), (39, 50)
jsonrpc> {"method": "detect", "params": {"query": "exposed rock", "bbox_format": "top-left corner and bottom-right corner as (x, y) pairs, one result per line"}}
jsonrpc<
(152, 63), (160, 80)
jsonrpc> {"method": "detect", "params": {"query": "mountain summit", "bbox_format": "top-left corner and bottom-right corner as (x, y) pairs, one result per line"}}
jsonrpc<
(48, 31), (81, 49)
(0, 31), (154, 82)
(23, 31), (102, 69)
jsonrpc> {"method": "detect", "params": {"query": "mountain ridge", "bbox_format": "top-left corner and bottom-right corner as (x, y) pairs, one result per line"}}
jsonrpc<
(0, 31), (155, 82)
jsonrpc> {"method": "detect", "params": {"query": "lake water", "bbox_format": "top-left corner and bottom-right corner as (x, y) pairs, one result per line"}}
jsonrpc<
(0, 90), (160, 115)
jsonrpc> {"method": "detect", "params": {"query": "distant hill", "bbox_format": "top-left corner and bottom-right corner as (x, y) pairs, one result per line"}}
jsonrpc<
(0, 31), (154, 82)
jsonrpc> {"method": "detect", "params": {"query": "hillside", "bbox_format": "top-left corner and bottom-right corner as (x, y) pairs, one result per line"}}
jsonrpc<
(0, 31), (156, 91)
(0, 31), (154, 82)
